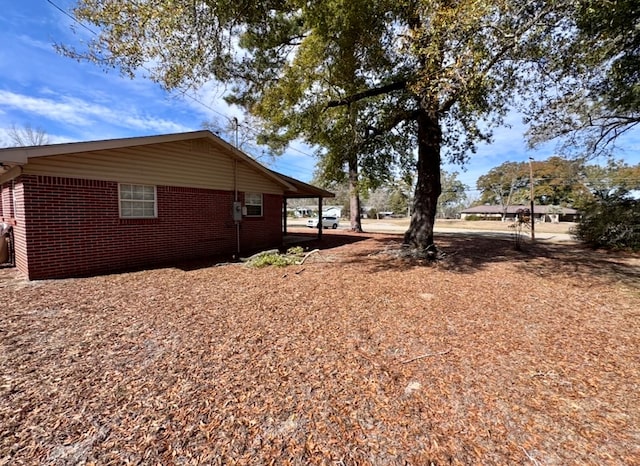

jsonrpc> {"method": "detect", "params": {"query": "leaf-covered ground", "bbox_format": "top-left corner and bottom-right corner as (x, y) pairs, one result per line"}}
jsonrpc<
(1, 230), (639, 465)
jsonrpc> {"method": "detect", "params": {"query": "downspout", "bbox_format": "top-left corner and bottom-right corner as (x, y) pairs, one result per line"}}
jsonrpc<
(233, 118), (240, 257)
(234, 159), (240, 257)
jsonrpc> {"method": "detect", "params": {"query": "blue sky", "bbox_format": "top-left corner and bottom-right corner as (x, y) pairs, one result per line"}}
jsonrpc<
(2, 0), (639, 195)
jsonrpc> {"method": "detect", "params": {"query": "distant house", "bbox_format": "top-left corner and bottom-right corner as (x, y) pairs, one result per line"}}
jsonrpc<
(292, 207), (314, 217)
(460, 205), (580, 223)
(322, 206), (342, 218)
(0, 131), (333, 280)
(292, 205), (342, 218)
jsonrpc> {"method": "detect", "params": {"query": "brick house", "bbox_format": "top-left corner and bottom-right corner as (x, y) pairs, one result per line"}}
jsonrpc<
(460, 205), (580, 222)
(0, 131), (332, 280)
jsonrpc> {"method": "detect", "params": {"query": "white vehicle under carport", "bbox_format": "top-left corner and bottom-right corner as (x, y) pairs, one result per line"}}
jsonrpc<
(307, 216), (340, 229)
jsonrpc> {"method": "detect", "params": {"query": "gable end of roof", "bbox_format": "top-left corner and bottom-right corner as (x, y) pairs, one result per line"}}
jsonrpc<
(0, 130), (299, 192)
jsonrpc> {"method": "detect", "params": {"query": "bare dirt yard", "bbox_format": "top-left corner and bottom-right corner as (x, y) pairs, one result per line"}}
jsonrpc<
(1, 230), (639, 465)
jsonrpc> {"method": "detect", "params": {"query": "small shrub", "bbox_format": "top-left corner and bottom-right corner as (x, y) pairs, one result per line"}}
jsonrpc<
(508, 208), (531, 251)
(249, 253), (295, 268)
(245, 246), (306, 268)
(286, 246), (304, 256)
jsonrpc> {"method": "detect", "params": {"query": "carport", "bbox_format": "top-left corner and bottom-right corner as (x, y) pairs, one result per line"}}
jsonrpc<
(269, 170), (335, 240)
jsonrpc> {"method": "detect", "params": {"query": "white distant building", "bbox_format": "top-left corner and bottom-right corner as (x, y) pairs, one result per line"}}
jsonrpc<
(293, 205), (342, 218)
(322, 206), (342, 218)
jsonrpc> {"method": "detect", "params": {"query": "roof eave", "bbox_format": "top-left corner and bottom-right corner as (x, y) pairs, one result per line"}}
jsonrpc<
(0, 131), (220, 165)
(268, 169), (335, 198)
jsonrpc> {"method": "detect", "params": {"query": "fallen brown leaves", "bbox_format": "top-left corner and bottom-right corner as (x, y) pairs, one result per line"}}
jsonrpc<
(1, 230), (639, 465)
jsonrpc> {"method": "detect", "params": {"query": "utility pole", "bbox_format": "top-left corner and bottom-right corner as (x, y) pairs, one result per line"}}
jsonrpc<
(528, 157), (535, 241)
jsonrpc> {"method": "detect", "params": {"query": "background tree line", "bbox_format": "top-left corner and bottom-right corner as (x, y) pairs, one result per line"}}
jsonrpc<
(475, 156), (640, 250)
(312, 169), (468, 220)
(476, 157), (640, 211)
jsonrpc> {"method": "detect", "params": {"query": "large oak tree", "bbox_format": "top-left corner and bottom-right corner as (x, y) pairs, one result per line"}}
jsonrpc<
(63, 0), (573, 250)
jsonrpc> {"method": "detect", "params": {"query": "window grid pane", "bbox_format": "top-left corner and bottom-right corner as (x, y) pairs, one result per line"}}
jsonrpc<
(245, 193), (263, 217)
(246, 205), (262, 216)
(119, 184), (156, 218)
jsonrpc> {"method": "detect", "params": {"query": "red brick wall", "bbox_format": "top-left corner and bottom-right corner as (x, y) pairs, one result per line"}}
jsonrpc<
(19, 175), (283, 279)
(239, 193), (283, 254)
(1, 181), (15, 219)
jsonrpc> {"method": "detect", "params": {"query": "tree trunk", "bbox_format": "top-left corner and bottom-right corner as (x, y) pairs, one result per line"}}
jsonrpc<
(404, 108), (441, 249)
(348, 152), (364, 232)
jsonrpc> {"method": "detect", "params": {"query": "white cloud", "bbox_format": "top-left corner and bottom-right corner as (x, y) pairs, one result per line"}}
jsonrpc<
(16, 34), (56, 53)
(184, 80), (244, 124)
(0, 90), (192, 134)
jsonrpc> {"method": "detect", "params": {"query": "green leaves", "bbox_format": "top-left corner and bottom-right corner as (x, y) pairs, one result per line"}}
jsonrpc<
(438, 171), (468, 218)
(477, 161), (529, 208)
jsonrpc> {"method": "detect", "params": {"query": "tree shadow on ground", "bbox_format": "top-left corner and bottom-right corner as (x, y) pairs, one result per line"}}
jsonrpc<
(341, 232), (525, 273)
(518, 241), (640, 290)
(283, 231), (371, 251)
(336, 231), (640, 290)
(176, 229), (638, 290)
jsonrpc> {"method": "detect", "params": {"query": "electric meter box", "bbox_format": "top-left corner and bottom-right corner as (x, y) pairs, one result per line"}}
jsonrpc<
(232, 201), (242, 221)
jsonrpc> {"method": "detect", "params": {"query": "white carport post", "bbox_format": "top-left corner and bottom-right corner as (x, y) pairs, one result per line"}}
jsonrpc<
(283, 197), (288, 235)
(317, 196), (323, 239)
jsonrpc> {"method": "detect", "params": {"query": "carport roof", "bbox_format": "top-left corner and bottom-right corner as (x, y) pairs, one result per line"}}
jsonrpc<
(269, 169), (335, 199)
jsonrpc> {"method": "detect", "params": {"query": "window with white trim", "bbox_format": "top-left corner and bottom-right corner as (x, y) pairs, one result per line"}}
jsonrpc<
(119, 184), (157, 218)
(245, 193), (263, 217)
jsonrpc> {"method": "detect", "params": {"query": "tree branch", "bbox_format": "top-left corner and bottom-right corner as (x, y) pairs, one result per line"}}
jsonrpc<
(592, 117), (640, 150)
(440, 4), (562, 115)
(366, 109), (419, 138)
(327, 80), (407, 108)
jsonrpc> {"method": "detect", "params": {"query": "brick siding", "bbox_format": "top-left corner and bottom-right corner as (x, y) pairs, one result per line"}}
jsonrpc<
(1, 181), (15, 219)
(18, 175), (283, 279)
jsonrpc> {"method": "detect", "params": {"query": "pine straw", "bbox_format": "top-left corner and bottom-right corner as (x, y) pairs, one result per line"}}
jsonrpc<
(1, 231), (639, 465)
